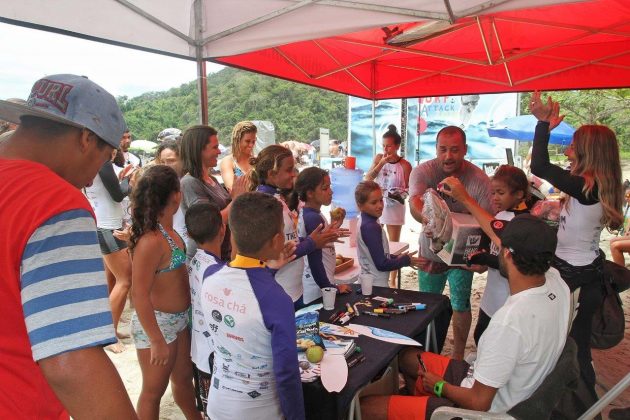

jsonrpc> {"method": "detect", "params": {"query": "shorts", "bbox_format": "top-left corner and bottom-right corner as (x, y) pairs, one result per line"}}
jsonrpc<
(131, 309), (189, 349)
(387, 352), (470, 420)
(419, 269), (473, 311)
(381, 201), (405, 225)
(193, 363), (212, 414)
(97, 227), (127, 255)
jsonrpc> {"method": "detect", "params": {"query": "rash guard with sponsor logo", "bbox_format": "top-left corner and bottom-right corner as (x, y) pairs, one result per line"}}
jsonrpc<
(201, 255), (304, 420)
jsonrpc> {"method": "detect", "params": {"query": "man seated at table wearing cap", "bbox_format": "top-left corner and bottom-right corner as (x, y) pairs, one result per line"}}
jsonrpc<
(361, 215), (571, 420)
(0, 75), (136, 418)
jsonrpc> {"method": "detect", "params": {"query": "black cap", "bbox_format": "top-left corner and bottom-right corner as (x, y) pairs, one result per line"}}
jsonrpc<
(491, 214), (557, 258)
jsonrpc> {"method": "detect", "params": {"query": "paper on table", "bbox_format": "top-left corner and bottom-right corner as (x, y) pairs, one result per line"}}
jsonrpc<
(348, 324), (422, 346)
(319, 322), (359, 338)
(320, 353), (348, 392)
(295, 303), (323, 316)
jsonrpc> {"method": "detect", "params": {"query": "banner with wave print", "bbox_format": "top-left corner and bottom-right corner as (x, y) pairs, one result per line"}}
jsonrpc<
(349, 94), (518, 172)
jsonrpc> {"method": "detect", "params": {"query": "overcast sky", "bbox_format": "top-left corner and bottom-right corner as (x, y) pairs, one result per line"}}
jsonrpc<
(0, 22), (225, 100)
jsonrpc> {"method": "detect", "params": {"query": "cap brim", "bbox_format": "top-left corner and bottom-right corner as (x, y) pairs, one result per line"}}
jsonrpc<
(490, 219), (507, 237)
(0, 100), (84, 131)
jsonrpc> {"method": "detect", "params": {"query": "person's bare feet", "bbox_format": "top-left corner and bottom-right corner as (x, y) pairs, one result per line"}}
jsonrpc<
(116, 330), (130, 339)
(106, 339), (126, 354)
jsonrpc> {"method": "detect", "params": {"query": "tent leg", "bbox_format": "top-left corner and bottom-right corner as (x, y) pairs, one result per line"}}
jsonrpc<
(197, 58), (208, 125)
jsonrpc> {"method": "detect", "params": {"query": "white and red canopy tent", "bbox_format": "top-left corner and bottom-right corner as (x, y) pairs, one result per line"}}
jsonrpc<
(1, 0), (629, 116)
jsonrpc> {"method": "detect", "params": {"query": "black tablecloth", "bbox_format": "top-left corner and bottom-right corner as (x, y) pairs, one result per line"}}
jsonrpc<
(303, 285), (452, 420)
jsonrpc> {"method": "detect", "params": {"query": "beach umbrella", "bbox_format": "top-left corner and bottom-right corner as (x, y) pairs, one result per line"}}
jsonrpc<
(488, 115), (576, 146)
(129, 139), (158, 153)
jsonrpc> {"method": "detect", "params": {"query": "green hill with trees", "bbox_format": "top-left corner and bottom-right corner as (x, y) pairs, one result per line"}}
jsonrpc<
(117, 67), (348, 144)
(118, 67), (628, 157)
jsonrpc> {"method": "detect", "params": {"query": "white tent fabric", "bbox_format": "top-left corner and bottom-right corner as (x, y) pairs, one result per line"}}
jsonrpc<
(0, 0), (575, 60)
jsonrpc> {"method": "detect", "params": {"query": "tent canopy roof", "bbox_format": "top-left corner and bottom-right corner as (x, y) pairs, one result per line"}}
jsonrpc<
(1, 0), (628, 99)
(0, 0), (573, 59)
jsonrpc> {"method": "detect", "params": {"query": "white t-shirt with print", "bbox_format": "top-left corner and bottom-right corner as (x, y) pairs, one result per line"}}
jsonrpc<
(461, 268), (570, 413)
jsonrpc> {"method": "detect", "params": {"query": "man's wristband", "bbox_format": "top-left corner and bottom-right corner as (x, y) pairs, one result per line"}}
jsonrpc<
(434, 380), (446, 398)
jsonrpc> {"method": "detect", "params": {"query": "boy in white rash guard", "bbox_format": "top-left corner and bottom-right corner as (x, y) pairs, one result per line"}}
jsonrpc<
(185, 202), (225, 414)
(201, 192), (305, 420)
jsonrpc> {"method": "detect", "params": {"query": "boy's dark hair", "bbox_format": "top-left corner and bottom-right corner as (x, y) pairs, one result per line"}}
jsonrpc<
(185, 202), (222, 245)
(510, 251), (553, 276)
(229, 192), (283, 255)
(355, 180), (381, 206)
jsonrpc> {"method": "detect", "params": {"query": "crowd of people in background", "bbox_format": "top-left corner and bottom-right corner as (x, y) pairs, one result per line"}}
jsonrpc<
(1, 74), (628, 420)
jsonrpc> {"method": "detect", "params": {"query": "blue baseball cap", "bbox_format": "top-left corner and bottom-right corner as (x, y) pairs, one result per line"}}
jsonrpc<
(0, 74), (126, 148)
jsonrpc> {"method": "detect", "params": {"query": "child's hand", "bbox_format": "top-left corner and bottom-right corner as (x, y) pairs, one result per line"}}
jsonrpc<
(336, 284), (352, 294)
(230, 174), (250, 199)
(462, 264), (487, 273)
(310, 224), (347, 248)
(150, 339), (169, 366)
(113, 225), (131, 242)
(407, 253), (432, 271)
(267, 241), (297, 270)
(439, 177), (468, 202)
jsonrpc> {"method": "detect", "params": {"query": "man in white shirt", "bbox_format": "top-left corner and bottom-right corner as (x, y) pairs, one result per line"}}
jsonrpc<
(361, 214), (571, 420)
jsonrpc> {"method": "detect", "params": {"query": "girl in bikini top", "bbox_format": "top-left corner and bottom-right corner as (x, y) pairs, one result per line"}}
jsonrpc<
(155, 223), (187, 274)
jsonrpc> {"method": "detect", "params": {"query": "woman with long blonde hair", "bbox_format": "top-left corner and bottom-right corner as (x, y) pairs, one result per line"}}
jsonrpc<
(530, 91), (623, 408)
(220, 121), (257, 191)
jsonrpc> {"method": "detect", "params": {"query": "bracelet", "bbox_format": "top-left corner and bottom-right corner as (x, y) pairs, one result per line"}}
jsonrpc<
(434, 380), (446, 398)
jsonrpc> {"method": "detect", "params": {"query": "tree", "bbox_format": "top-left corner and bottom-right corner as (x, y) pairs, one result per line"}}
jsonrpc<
(520, 89), (629, 150)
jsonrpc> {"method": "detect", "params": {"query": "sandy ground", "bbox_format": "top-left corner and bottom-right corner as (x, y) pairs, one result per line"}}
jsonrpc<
(108, 175), (630, 419)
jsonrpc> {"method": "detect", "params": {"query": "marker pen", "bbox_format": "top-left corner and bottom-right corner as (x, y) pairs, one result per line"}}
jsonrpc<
(345, 303), (354, 314)
(328, 311), (345, 323)
(397, 304), (426, 311)
(374, 308), (407, 314)
(362, 311), (391, 319)
(347, 355), (367, 368)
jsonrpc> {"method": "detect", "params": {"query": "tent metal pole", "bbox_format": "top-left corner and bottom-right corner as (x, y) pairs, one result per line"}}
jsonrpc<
(193, 0), (208, 125)
(197, 57), (208, 125)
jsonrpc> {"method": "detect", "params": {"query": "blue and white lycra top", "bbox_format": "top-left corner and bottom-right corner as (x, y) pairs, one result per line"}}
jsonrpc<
(298, 207), (336, 304)
(256, 184), (316, 302)
(188, 249), (222, 374)
(201, 255), (305, 420)
(357, 212), (411, 288)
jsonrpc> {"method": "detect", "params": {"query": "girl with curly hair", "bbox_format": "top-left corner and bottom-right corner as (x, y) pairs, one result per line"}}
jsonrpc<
(129, 165), (201, 420)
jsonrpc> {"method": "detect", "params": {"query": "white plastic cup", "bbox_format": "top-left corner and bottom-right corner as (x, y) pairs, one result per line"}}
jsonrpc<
(321, 287), (337, 310)
(361, 277), (373, 296)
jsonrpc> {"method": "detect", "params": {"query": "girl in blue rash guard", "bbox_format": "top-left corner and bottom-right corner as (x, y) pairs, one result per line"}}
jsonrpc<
(294, 167), (352, 304)
(250, 145), (341, 308)
(355, 181), (422, 288)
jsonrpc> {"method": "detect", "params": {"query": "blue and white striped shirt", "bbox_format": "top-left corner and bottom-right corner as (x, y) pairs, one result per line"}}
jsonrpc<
(21, 209), (116, 361)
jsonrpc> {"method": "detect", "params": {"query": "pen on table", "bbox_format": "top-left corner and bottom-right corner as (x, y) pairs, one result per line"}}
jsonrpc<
(347, 355), (367, 368)
(345, 302), (354, 314)
(328, 311), (344, 323)
(374, 308), (407, 314)
(362, 311), (391, 319)
(332, 311), (347, 324)
(397, 304), (426, 311)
